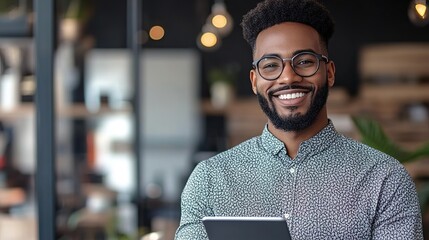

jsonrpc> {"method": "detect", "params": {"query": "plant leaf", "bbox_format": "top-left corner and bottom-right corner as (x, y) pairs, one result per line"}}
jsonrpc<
(351, 116), (411, 162)
(407, 141), (429, 162)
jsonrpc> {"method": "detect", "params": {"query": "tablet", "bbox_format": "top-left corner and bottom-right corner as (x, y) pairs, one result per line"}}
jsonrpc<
(202, 216), (292, 240)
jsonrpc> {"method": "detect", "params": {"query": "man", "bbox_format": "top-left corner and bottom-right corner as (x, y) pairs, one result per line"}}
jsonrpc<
(175, 0), (423, 239)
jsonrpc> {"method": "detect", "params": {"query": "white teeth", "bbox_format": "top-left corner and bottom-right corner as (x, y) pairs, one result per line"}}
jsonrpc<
(278, 92), (305, 100)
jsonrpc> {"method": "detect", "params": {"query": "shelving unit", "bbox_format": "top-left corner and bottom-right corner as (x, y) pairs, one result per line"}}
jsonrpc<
(0, 103), (132, 119)
(0, 0), (143, 239)
(201, 84), (429, 152)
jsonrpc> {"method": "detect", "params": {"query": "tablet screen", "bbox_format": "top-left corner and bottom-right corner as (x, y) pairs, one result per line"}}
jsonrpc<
(202, 216), (292, 240)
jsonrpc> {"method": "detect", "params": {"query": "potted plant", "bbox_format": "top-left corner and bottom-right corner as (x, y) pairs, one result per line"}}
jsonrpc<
(352, 116), (429, 212)
(0, 0), (32, 37)
(207, 65), (237, 109)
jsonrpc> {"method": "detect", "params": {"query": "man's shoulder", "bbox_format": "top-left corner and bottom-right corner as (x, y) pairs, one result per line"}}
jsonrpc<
(202, 135), (264, 166)
(334, 134), (405, 170)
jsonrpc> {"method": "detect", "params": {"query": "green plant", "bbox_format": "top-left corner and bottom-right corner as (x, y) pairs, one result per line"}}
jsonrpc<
(0, 0), (28, 15)
(60, 0), (92, 22)
(0, 1), (17, 12)
(352, 116), (429, 212)
(351, 116), (429, 163)
(207, 65), (237, 86)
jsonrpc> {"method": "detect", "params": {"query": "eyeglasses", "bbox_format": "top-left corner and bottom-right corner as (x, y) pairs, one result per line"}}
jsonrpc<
(252, 52), (329, 80)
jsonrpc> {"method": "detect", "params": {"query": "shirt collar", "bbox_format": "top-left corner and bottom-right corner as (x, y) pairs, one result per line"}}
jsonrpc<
(260, 120), (339, 157)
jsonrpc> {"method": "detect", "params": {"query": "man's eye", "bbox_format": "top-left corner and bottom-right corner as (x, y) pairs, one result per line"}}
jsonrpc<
(261, 59), (281, 69)
(262, 63), (280, 69)
(296, 59), (315, 67)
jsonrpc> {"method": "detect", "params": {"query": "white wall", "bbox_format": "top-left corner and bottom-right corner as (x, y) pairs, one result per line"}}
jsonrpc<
(141, 49), (201, 202)
(84, 48), (201, 201)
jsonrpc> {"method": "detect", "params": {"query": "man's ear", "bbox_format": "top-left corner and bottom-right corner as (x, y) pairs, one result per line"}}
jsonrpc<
(250, 69), (257, 94)
(327, 60), (335, 87)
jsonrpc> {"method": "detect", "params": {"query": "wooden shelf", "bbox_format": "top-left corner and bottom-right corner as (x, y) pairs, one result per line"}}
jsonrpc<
(201, 86), (429, 150)
(58, 103), (132, 118)
(360, 84), (429, 103)
(0, 103), (131, 120)
(0, 37), (33, 47)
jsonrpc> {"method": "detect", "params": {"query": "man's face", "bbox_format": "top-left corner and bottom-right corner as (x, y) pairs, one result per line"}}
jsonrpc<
(250, 22), (335, 132)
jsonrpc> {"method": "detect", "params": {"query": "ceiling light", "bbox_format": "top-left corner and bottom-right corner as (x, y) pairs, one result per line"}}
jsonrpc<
(409, 0), (429, 26)
(201, 32), (218, 48)
(415, 3), (427, 17)
(212, 14), (228, 29)
(207, 0), (233, 36)
(149, 25), (165, 41)
(197, 24), (221, 51)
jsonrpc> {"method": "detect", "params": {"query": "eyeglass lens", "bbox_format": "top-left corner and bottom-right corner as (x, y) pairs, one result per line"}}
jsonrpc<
(257, 53), (321, 80)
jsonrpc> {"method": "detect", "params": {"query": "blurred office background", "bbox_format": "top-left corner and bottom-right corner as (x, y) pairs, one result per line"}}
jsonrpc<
(0, 0), (429, 239)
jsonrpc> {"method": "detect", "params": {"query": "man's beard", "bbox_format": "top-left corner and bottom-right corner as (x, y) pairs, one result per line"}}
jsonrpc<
(257, 81), (329, 132)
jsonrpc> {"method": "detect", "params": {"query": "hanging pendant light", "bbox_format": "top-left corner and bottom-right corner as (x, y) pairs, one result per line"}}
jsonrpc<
(207, 0), (233, 36)
(409, 0), (429, 26)
(196, 0), (233, 51)
(197, 23), (221, 51)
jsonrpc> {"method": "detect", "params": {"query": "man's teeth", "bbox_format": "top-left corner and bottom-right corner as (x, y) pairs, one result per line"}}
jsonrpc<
(278, 92), (305, 100)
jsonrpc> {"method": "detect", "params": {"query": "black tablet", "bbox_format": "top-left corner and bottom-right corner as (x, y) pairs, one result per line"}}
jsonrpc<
(202, 216), (292, 240)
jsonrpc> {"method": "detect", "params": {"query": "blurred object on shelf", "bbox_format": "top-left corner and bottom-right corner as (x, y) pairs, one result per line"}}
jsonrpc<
(0, 122), (9, 170)
(82, 183), (117, 207)
(141, 231), (163, 240)
(360, 43), (429, 83)
(406, 103), (429, 123)
(0, 46), (21, 111)
(0, 0), (33, 37)
(67, 183), (118, 239)
(84, 49), (132, 113)
(150, 216), (178, 240)
(207, 64), (238, 109)
(0, 213), (36, 240)
(0, 187), (25, 209)
(67, 207), (115, 239)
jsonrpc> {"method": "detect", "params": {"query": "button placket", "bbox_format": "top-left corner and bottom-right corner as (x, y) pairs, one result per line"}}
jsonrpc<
(288, 164), (298, 232)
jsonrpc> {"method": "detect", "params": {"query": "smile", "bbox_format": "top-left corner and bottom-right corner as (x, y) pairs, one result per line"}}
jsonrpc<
(278, 92), (306, 100)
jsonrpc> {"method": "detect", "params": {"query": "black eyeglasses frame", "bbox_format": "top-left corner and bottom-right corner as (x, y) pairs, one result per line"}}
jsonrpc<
(252, 51), (329, 80)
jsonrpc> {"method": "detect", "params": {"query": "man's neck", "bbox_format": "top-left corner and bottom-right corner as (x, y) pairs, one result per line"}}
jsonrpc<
(267, 114), (329, 159)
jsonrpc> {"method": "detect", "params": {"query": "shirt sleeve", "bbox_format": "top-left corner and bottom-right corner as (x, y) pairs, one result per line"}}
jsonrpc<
(372, 164), (423, 240)
(175, 161), (213, 240)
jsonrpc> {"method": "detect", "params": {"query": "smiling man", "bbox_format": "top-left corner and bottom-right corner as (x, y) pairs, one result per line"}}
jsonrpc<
(175, 0), (423, 239)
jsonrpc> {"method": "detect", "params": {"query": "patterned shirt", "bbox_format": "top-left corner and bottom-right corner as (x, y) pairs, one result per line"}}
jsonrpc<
(175, 122), (423, 240)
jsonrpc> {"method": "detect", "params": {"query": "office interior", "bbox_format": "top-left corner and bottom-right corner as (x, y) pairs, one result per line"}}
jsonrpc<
(0, 0), (429, 239)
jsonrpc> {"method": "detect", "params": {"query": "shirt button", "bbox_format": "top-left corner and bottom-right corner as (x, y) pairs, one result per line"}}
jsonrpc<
(284, 213), (291, 219)
(289, 168), (296, 174)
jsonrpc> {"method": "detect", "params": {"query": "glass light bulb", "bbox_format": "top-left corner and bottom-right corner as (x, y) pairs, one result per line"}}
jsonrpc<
(149, 26), (165, 41)
(208, 1), (233, 36)
(409, 0), (429, 26)
(197, 24), (221, 51)
(201, 32), (218, 47)
(212, 14), (228, 28)
(415, 3), (427, 17)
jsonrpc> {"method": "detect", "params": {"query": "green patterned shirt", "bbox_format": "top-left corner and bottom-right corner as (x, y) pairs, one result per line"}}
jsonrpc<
(175, 122), (423, 239)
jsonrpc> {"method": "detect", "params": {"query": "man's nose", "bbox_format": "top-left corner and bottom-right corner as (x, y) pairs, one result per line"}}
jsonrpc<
(276, 61), (302, 84)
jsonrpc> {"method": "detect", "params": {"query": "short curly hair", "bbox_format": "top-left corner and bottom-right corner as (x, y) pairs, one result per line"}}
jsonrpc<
(241, 0), (335, 52)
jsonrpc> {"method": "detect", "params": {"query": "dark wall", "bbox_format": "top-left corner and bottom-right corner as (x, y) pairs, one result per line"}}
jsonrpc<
(86, 0), (429, 97)
(323, 0), (429, 95)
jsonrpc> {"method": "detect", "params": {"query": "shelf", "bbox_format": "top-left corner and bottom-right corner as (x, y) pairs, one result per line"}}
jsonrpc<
(201, 86), (429, 150)
(0, 103), (33, 119)
(0, 37), (33, 47)
(58, 103), (132, 118)
(360, 84), (429, 103)
(0, 103), (131, 120)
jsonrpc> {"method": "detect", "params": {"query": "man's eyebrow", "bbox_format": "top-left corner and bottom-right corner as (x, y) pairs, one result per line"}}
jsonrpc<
(259, 53), (281, 59)
(292, 49), (316, 55)
(259, 49), (317, 59)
